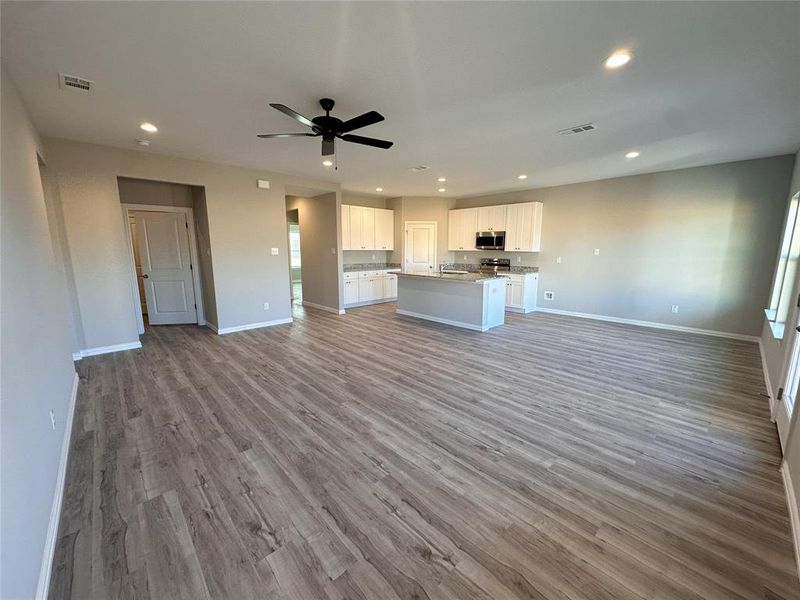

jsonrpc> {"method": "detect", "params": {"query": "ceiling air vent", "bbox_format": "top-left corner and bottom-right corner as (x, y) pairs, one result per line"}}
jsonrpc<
(407, 165), (430, 172)
(558, 123), (595, 135)
(59, 73), (93, 94)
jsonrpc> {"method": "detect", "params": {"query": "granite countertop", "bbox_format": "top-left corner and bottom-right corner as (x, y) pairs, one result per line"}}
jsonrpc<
(397, 271), (503, 283)
(343, 263), (401, 272)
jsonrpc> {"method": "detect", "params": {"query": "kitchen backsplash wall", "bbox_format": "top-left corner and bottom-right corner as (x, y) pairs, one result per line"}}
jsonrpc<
(343, 250), (390, 265)
(448, 249), (539, 267)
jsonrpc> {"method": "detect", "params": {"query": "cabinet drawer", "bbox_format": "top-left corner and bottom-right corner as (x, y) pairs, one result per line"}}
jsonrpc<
(343, 271), (359, 280)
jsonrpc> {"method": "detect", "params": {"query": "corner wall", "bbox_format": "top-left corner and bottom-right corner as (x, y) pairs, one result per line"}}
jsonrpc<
(1, 65), (77, 600)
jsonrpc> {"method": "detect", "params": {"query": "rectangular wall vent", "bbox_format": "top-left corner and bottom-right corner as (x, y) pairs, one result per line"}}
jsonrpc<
(558, 123), (595, 135)
(59, 73), (93, 93)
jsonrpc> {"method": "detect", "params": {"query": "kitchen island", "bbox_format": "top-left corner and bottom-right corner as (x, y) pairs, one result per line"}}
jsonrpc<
(395, 272), (506, 331)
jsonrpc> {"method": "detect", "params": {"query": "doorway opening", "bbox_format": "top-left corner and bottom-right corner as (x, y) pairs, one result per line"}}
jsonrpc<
(119, 177), (216, 334)
(287, 210), (302, 304)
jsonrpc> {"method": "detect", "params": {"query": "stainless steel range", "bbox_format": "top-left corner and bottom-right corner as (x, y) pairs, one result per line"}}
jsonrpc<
(479, 258), (511, 275)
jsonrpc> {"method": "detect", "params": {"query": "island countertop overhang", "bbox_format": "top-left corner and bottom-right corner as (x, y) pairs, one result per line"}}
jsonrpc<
(396, 272), (503, 284)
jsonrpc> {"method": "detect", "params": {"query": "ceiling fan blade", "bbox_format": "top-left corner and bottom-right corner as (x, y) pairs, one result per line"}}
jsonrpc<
(341, 134), (393, 149)
(257, 133), (317, 138)
(339, 111), (384, 133)
(269, 103), (316, 129)
(321, 138), (335, 156)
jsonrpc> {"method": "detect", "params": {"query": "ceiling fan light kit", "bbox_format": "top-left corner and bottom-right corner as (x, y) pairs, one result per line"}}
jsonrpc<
(258, 98), (393, 160)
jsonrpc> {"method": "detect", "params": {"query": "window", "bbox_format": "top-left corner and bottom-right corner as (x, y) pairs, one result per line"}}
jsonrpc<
(289, 224), (301, 268)
(767, 192), (800, 339)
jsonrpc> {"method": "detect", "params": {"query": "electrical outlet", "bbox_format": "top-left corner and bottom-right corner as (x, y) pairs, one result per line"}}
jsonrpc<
(49, 409), (56, 430)
(544, 291), (555, 301)
(372, 254), (376, 260)
(517, 256), (521, 263)
(593, 248), (600, 256)
(271, 247), (279, 256)
(556, 256), (562, 264)
(463, 255), (467, 260)
(263, 302), (270, 311)
(671, 305), (679, 313)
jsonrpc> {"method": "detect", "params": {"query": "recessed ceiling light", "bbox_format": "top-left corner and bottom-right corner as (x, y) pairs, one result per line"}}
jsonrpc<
(604, 50), (632, 70)
(322, 159), (333, 167)
(376, 187), (383, 192)
(625, 151), (640, 159)
(437, 177), (446, 182)
(139, 122), (158, 133)
(517, 174), (528, 180)
(438, 188), (446, 193)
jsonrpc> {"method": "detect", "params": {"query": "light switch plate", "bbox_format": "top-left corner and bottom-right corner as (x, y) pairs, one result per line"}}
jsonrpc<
(271, 247), (279, 255)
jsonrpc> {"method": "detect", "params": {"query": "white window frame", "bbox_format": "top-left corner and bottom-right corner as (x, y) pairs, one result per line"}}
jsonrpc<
(766, 192), (800, 340)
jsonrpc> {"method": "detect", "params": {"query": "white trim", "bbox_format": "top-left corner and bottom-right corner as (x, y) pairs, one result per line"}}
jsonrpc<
(71, 352), (82, 362)
(76, 341), (142, 358)
(302, 300), (344, 315)
(205, 321), (219, 333)
(216, 317), (293, 335)
(36, 372), (80, 600)
(396, 308), (490, 332)
(759, 339), (777, 421)
(781, 461), (800, 582)
(534, 307), (759, 342)
(121, 203), (206, 333)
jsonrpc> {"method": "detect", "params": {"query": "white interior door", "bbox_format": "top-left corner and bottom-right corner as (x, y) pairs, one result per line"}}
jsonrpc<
(405, 222), (436, 273)
(777, 325), (800, 451)
(133, 211), (198, 325)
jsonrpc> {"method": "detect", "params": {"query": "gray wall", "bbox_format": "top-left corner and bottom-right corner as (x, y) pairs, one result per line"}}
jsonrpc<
(191, 186), (219, 328)
(285, 194), (341, 311)
(1, 66), (77, 600)
(118, 176), (193, 207)
(456, 156), (795, 336)
(43, 137), (339, 346)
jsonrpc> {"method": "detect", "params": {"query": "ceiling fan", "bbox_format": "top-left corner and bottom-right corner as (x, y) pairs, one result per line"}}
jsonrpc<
(258, 98), (393, 156)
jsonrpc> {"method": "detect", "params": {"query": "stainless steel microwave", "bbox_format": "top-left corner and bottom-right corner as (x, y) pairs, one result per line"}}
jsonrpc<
(476, 231), (505, 250)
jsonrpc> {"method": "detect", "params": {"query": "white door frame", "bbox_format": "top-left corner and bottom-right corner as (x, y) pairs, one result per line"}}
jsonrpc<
(403, 221), (437, 272)
(121, 203), (206, 334)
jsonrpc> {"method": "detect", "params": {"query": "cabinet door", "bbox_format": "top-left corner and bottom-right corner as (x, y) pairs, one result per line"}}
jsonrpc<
(358, 277), (372, 302)
(504, 203), (542, 252)
(460, 208), (478, 250)
(477, 205), (507, 231)
(505, 280), (514, 306)
(344, 279), (359, 304)
(374, 209), (394, 250)
(369, 277), (383, 300)
(477, 206), (493, 231)
(510, 282), (524, 307)
(384, 274), (398, 298)
(448, 211), (460, 251)
(341, 205), (352, 251)
(504, 204), (521, 251)
(360, 207), (375, 250)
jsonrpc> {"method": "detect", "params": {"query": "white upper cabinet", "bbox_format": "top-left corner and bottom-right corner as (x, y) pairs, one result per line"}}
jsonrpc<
(374, 208), (394, 250)
(349, 205), (375, 250)
(448, 208), (478, 251)
(341, 204), (352, 250)
(505, 202), (543, 252)
(342, 205), (393, 251)
(477, 205), (507, 232)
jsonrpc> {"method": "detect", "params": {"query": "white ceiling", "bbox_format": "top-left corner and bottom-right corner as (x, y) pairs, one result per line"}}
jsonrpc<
(2, 1), (798, 197)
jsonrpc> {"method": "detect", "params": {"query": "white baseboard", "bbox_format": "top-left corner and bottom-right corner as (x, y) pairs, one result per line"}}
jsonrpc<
(758, 339), (777, 421)
(302, 301), (344, 315)
(216, 317), (293, 335)
(781, 462), (800, 582)
(72, 341), (142, 360)
(205, 321), (219, 333)
(534, 307), (759, 342)
(396, 309), (489, 332)
(506, 306), (536, 314)
(36, 372), (80, 600)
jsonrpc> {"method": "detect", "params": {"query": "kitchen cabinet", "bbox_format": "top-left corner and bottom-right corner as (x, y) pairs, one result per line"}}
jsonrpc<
(341, 205), (352, 251)
(342, 205), (394, 251)
(504, 273), (538, 313)
(343, 269), (400, 307)
(374, 208), (394, 250)
(505, 202), (543, 252)
(349, 206), (375, 250)
(477, 205), (507, 232)
(447, 208), (478, 251)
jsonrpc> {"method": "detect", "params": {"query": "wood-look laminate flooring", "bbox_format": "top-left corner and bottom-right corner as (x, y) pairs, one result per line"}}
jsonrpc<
(49, 303), (800, 599)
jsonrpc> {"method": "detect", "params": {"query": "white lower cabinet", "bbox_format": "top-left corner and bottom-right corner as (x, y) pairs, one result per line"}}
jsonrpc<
(344, 269), (400, 307)
(504, 273), (538, 313)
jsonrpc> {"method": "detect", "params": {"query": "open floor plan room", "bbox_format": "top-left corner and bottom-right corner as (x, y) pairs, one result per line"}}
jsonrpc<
(2, 2), (800, 599)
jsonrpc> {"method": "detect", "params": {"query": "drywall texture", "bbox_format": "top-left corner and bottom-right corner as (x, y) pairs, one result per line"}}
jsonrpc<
(118, 176), (194, 207)
(342, 193), (388, 209)
(286, 194), (341, 310)
(1, 66), (77, 600)
(43, 138), (339, 348)
(191, 186), (219, 328)
(457, 156), (795, 336)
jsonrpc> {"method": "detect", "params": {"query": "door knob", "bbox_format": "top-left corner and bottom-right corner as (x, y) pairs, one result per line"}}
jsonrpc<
(142, 274), (149, 279)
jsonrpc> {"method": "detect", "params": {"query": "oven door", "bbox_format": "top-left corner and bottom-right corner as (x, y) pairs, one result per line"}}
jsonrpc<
(476, 231), (505, 250)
